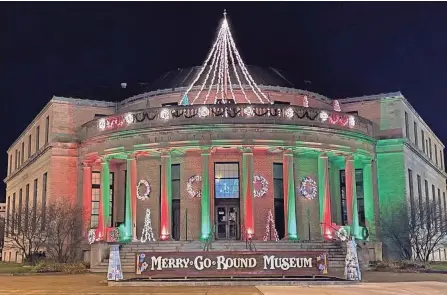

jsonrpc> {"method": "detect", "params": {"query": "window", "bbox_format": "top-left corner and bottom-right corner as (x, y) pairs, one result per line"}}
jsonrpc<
(432, 185), (437, 231)
(417, 175), (423, 223)
(273, 163), (285, 239)
(414, 122), (418, 147)
(9, 154), (12, 175)
(172, 164), (180, 200)
(421, 130), (425, 153)
(162, 102), (179, 106)
(171, 164), (181, 241)
(440, 151), (444, 171)
(41, 173), (47, 230)
(36, 126), (40, 151)
(12, 193), (16, 234)
(17, 151), (20, 168)
(28, 135), (32, 158)
(216, 99), (236, 104)
(45, 116), (49, 144)
(408, 169), (415, 223)
(443, 192), (446, 227)
(425, 180), (430, 228)
(25, 184), (29, 231)
(435, 145), (438, 165)
(91, 172), (114, 228)
(33, 179), (38, 230)
(429, 138), (432, 160)
(15, 150), (18, 169)
(438, 188), (442, 229)
(214, 163), (239, 199)
(6, 196), (10, 236)
(123, 170), (127, 223)
(404, 112), (409, 139)
(340, 170), (365, 226)
(21, 142), (24, 165)
(18, 189), (22, 233)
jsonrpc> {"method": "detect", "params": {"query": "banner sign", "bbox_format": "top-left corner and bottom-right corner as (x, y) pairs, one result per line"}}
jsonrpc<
(136, 251), (328, 278)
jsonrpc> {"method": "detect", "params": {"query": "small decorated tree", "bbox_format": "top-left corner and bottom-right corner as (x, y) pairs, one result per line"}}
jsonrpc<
(263, 210), (279, 241)
(141, 209), (156, 242)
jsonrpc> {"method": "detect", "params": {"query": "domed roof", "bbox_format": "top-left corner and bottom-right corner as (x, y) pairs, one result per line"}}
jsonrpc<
(145, 65), (295, 92)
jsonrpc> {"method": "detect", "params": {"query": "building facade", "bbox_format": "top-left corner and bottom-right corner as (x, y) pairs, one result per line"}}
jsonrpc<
(3, 15), (447, 263)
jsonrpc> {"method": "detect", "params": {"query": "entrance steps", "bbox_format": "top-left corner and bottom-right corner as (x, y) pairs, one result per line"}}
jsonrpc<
(90, 240), (346, 273)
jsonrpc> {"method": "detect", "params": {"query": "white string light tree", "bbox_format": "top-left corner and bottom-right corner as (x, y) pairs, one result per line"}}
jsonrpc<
(263, 209), (279, 241)
(179, 10), (271, 106)
(141, 208), (156, 243)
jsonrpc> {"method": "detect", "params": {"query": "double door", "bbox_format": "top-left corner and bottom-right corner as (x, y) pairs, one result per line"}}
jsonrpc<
(215, 204), (239, 240)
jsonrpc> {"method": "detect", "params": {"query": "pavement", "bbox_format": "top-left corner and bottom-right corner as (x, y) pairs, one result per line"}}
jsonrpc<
(0, 273), (445, 294)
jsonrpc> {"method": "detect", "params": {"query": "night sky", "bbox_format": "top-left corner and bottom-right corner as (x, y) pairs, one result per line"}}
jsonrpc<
(1, 2), (447, 202)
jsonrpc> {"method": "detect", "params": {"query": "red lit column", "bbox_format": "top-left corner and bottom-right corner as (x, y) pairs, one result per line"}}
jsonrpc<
(345, 155), (359, 237)
(82, 162), (92, 236)
(160, 150), (172, 240)
(242, 147), (254, 239)
(318, 154), (332, 239)
(129, 156), (138, 241)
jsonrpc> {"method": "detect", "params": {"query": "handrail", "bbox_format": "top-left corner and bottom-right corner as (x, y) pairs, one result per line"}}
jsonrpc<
(78, 103), (374, 139)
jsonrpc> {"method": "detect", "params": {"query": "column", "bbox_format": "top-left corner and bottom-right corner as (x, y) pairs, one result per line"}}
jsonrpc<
(283, 149), (298, 240)
(200, 149), (211, 240)
(99, 158), (111, 239)
(318, 154), (332, 239)
(242, 147), (255, 238)
(345, 156), (359, 238)
(124, 156), (137, 241)
(82, 162), (92, 236)
(160, 150), (172, 240)
(363, 159), (375, 240)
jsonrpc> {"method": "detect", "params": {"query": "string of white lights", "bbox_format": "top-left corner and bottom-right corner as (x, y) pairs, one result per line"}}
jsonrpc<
(180, 11), (269, 105)
(227, 27), (269, 103)
(192, 34), (223, 105)
(183, 25), (225, 105)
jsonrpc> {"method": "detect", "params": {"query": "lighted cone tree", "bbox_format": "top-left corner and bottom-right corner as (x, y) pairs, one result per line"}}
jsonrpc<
(263, 209), (279, 241)
(141, 208), (156, 242)
(179, 10), (271, 105)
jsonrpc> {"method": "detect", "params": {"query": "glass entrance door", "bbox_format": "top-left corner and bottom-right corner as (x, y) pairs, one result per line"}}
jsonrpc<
(215, 205), (239, 240)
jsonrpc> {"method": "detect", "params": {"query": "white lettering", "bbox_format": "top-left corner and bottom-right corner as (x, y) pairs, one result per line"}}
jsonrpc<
(151, 256), (162, 271)
(194, 256), (204, 271)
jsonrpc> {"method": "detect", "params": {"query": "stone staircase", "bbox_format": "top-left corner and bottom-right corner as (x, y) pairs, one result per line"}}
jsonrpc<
(90, 240), (347, 273)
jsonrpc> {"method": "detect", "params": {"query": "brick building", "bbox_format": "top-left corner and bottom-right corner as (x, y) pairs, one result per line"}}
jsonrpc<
(3, 14), (447, 265)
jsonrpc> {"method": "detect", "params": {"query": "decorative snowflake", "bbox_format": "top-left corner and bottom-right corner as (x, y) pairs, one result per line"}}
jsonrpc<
(187, 175), (202, 198)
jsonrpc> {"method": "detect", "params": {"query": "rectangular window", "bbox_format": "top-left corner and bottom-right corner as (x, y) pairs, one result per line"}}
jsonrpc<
(440, 151), (444, 171)
(41, 173), (47, 230)
(36, 126), (40, 151)
(435, 145), (438, 165)
(421, 130), (426, 153)
(18, 189), (22, 233)
(340, 169), (365, 226)
(438, 188), (442, 229)
(25, 184), (29, 231)
(417, 175), (423, 223)
(12, 193), (16, 234)
(429, 138), (432, 160)
(123, 170), (127, 223)
(432, 184), (437, 231)
(33, 178), (38, 230)
(273, 163), (285, 239)
(172, 164), (180, 200)
(404, 111), (409, 139)
(28, 134), (32, 158)
(414, 122), (418, 147)
(17, 151), (20, 168)
(9, 154), (12, 175)
(91, 172), (114, 228)
(21, 142), (24, 165)
(171, 164), (181, 241)
(425, 180), (430, 228)
(214, 163), (239, 199)
(6, 196), (10, 236)
(45, 116), (49, 144)
(15, 150), (18, 169)
(443, 192), (446, 227)
(408, 169), (415, 223)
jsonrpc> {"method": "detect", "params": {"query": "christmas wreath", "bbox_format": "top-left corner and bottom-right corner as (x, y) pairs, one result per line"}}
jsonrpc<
(253, 175), (268, 198)
(137, 179), (151, 200)
(299, 177), (317, 200)
(187, 175), (202, 198)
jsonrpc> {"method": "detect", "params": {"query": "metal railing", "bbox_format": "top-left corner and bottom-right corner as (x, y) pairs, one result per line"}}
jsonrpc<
(78, 103), (373, 139)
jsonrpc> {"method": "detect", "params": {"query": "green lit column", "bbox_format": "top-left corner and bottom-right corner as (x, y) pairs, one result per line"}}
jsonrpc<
(100, 157), (111, 238)
(200, 149), (211, 240)
(283, 149), (298, 240)
(363, 159), (375, 240)
(123, 155), (136, 242)
(242, 147), (255, 239)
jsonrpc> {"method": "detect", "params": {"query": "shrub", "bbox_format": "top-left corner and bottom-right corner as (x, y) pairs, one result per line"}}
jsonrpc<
(61, 263), (87, 274)
(31, 261), (63, 273)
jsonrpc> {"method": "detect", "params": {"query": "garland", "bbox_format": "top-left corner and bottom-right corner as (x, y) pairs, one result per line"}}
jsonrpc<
(299, 177), (317, 200)
(253, 175), (268, 198)
(137, 180), (151, 200)
(187, 175), (202, 198)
